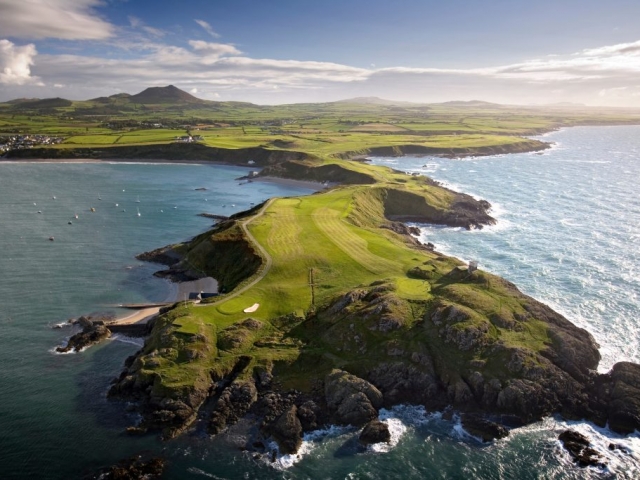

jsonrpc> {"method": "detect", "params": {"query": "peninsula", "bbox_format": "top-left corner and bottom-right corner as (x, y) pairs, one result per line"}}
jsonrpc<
(3, 86), (640, 457)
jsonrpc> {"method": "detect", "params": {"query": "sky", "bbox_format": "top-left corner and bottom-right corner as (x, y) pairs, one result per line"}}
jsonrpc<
(1, 0), (640, 106)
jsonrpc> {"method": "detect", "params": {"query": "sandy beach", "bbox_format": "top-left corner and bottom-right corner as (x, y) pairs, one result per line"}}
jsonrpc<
(108, 276), (218, 326)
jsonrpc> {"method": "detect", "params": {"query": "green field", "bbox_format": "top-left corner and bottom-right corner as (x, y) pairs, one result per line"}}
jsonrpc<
(3, 89), (635, 422)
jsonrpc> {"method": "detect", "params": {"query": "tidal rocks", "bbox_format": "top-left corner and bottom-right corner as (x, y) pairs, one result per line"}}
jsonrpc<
(460, 414), (509, 442)
(88, 455), (165, 479)
(325, 370), (383, 426)
(587, 362), (640, 434)
(559, 430), (605, 468)
(209, 380), (258, 435)
(270, 405), (303, 454)
(56, 317), (111, 353)
(359, 419), (391, 445)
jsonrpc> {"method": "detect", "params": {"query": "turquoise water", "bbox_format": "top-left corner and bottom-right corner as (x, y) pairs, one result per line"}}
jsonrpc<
(1, 127), (639, 479)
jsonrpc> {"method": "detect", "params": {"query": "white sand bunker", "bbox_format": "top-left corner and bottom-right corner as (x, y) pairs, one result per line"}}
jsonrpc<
(243, 303), (260, 313)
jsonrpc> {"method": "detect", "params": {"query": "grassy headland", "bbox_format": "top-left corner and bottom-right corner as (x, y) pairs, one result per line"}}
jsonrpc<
(6, 87), (640, 446)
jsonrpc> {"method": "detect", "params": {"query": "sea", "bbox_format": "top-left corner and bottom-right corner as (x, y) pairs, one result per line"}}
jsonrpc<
(0, 126), (638, 479)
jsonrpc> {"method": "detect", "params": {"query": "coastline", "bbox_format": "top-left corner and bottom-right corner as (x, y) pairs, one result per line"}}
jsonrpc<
(108, 276), (218, 326)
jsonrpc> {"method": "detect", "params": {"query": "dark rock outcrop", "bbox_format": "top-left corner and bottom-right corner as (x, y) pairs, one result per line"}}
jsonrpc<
(209, 380), (258, 435)
(325, 370), (383, 426)
(460, 414), (509, 442)
(559, 430), (605, 468)
(359, 419), (391, 445)
(56, 317), (111, 353)
(587, 362), (640, 434)
(270, 405), (303, 454)
(87, 455), (165, 479)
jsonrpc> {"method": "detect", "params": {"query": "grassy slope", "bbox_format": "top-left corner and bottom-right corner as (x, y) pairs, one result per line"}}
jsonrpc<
(2, 97), (624, 412)
(139, 179), (554, 398)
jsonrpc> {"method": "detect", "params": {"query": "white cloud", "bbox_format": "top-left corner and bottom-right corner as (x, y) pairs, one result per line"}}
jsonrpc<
(194, 20), (220, 38)
(0, 0), (114, 40)
(6, 35), (640, 106)
(582, 40), (640, 57)
(128, 15), (164, 38)
(189, 40), (242, 59)
(0, 39), (41, 85)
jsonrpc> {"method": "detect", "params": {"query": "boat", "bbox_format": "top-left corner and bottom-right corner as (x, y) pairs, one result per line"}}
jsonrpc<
(136, 196), (140, 203)
(48, 236), (54, 241)
(37, 210), (42, 214)
(160, 209), (163, 213)
(136, 207), (141, 217)
(68, 221), (72, 225)
(52, 196), (56, 200)
(90, 207), (96, 212)
(74, 214), (78, 219)
(115, 203), (118, 207)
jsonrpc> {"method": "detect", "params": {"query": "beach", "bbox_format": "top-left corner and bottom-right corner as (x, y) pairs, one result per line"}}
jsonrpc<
(108, 276), (218, 326)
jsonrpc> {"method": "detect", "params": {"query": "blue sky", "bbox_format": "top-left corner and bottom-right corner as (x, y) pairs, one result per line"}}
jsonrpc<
(1, 0), (640, 105)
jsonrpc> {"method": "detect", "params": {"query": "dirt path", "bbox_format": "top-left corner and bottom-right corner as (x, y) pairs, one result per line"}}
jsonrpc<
(204, 198), (274, 307)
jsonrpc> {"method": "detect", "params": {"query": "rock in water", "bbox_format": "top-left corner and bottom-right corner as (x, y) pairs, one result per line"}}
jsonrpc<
(55, 319), (111, 353)
(460, 414), (509, 442)
(588, 362), (640, 434)
(271, 405), (303, 454)
(359, 419), (391, 445)
(324, 369), (383, 426)
(558, 430), (606, 468)
(89, 455), (165, 479)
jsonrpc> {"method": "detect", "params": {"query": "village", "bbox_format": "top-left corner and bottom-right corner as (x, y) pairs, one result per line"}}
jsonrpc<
(0, 134), (64, 154)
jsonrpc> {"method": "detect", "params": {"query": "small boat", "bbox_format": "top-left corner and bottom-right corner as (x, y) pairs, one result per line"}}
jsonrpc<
(37, 210), (42, 214)
(174, 206), (177, 209)
(231, 204), (235, 207)
(115, 203), (118, 207)
(136, 207), (141, 217)
(122, 209), (126, 212)
(90, 207), (96, 212)
(136, 196), (140, 203)
(68, 221), (72, 225)
(160, 209), (163, 213)
(52, 196), (56, 200)
(33, 202), (37, 206)
(49, 236), (54, 241)
(74, 214), (78, 219)
(122, 189), (125, 192)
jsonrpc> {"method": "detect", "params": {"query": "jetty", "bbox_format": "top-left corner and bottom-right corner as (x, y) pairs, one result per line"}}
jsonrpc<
(115, 302), (173, 309)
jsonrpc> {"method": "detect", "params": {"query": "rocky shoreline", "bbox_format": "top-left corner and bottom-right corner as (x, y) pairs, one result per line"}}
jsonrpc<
(106, 218), (640, 460)
(37, 140), (637, 466)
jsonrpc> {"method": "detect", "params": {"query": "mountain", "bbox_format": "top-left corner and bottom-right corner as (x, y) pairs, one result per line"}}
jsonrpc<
(334, 96), (418, 106)
(10, 97), (72, 109)
(435, 100), (503, 108)
(128, 85), (203, 104)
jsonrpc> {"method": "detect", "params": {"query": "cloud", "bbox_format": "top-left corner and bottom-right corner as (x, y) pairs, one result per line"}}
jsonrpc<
(0, 39), (41, 85)
(0, 0), (114, 40)
(194, 20), (220, 38)
(582, 40), (640, 57)
(7, 35), (640, 106)
(128, 15), (164, 38)
(188, 40), (242, 59)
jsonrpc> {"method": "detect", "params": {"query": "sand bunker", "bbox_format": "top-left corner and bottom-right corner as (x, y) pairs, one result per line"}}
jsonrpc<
(243, 303), (260, 313)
